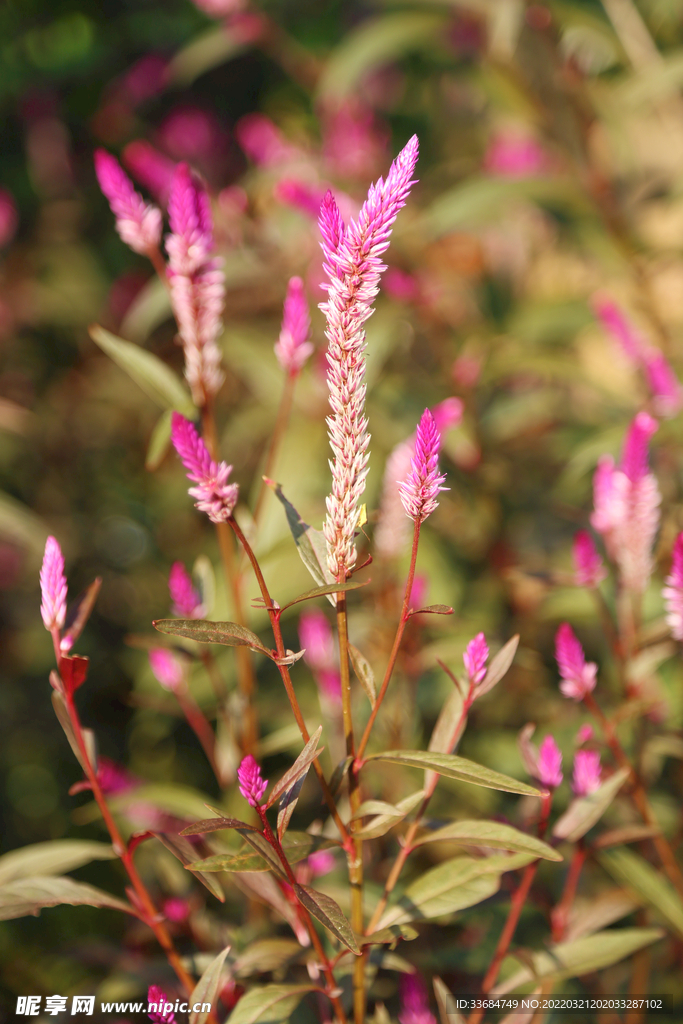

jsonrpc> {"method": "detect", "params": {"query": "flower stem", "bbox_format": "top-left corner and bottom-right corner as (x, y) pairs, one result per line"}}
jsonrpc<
(551, 841), (586, 942)
(174, 686), (223, 784)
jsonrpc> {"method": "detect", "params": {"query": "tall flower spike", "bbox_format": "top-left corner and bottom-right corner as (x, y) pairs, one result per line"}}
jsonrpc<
(398, 973), (437, 1024)
(148, 985), (175, 1024)
(555, 623), (598, 701)
(398, 408), (447, 523)
(171, 413), (238, 523)
(237, 754), (268, 807)
(573, 530), (606, 588)
(321, 136), (419, 578)
(40, 536), (67, 631)
(663, 532), (683, 641)
(95, 150), (162, 256)
(166, 163), (225, 406)
(463, 632), (488, 686)
(572, 749), (601, 796)
(169, 561), (204, 618)
(537, 735), (563, 789)
(274, 276), (313, 374)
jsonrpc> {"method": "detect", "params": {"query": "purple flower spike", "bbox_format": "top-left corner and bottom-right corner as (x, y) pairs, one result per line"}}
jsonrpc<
(171, 413), (238, 523)
(573, 530), (606, 588)
(663, 532), (683, 641)
(398, 408), (447, 523)
(148, 985), (175, 1024)
(40, 536), (68, 631)
(555, 623), (597, 701)
(399, 973), (437, 1024)
(274, 276), (313, 375)
(572, 749), (601, 796)
(237, 754), (268, 807)
(95, 149), (162, 256)
(463, 632), (488, 686)
(149, 648), (184, 691)
(537, 735), (563, 789)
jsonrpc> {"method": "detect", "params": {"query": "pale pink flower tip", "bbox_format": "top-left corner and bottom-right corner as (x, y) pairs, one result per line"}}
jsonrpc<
(237, 754), (268, 807)
(573, 530), (606, 588)
(399, 973), (437, 1024)
(663, 532), (683, 641)
(576, 724), (594, 745)
(398, 408), (447, 523)
(463, 632), (488, 686)
(148, 985), (175, 1024)
(149, 648), (184, 691)
(171, 413), (238, 523)
(537, 735), (563, 789)
(169, 561), (204, 618)
(94, 149), (162, 255)
(555, 623), (597, 701)
(40, 535), (68, 631)
(572, 749), (601, 796)
(274, 276), (313, 374)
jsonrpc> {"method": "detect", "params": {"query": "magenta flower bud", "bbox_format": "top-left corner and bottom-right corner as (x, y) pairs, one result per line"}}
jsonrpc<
(431, 396), (463, 435)
(235, 113), (296, 167)
(169, 561), (204, 618)
(398, 973), (437, 1024)
(537, 735), (563, 789)
(97, 756), (137, 795)
(621, 411), (658, 484)
(237, 754), (268, 807)
(275, 178), (325, 219)
(0, 187), (18, 248)
(463, 632), (488, 686)
(318, 189), (346, 282)
(299, 608), (342, 703)
(383, 267), (419, 302)
(122, 140), (176, 204)
(148, 985), (175, 1024)
(166, 162), (213, 274)
(663, 532), (683, 641)
(40, 535), (68, 631)
(572, 530), (606, 588)
(163, 896), (190, 922)
(484, 129), (547, 178)
(644, 352), (683, 418)
(398, 408), (447, 523)
(592, 296), (646, 363)
(149, 648), (184, 691)
(576, 723), (594, 745)
(308, 849), (336, 878)
(572, 749), (601, 796)
(94, 149), (162, 255)
(274, 276), (313, 374)
(555, 623), (597, 701)
(171, 413), (238, 523)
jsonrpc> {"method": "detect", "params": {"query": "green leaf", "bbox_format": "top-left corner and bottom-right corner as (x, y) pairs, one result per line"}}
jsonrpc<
(267, 727), (322, 808)
(233, 939), (302, 978)
(593, 824), (662, 849)
(553, 767), (630, 843)
(492, 928), (664, 995)
(412, 820), (562, 862)
(433, 976), (465, 1024)
(51, 690), (96, 773)
(411, 604), (453, 616)
(0, 490), (48, 558)
(146, 409), (173, 471)
(153, 618), (270, 655)
(267, 481), (335, 598)
(428, 686), (467, 758)
(169, 25), (252, 87)
(359, 924), (418, 947)
(227, 985), (317, 1024)
(235, 832), (286, 879)
(354, 789), (424, 841)
(281, 579), (368, 611)
(189, 944), (231, 1024)
(476, 635), (519, 697)
(368, 750), (541, 796)
(349, 643), (377, 707)
(178, 816), (257, 836)
(153, 832), (225, 903)
(294, 883), (361, 954)
(188, 833), (333, 874)
(0, 876), (134, 921)
(598, 847), (683, 939)
(89, 324), (195, 415)
(119, 275), (172, 344)
(0, 841), (116, 886)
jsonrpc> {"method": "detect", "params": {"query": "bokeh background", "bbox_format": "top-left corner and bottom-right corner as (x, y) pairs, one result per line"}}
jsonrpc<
(2, 0), (683, 1018)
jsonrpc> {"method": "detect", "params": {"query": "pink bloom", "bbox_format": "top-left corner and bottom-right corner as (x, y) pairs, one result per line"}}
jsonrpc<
(171, 413), (239, 523)
(149, 648), (184, 691)
(399, 974), (437, 1024)
(308, 849), (336, 877)
(463, 632), (488, 686)
(95, 149), (162, 255)
(299, 608), (341, 703)
(148, 986), (175, 1024)
(120, 55), (168, 107)
(322, 99), (388, 180)
(40, 536), (67, 631)
(663, 532), (683, 641)
(122, 140), (176, 204)
(237, 754), (268, 807)
(592, 297), (646, 362)
(275, 178), (326, 219)
(452, 352), (483, 388)
(191, 0), (246, 18)
(572, 749), (601, 796)
(576, 724), (594, 745)
(235, 113), (297, 167)
(537, 735), (563, 789)
(383, 267), (419, 302)
(573, 530), (606, 588)
(157, 106), (223, 165)
(274, 276), (313, 374)
(169, 562), (204, 618)
(484, 130), (547, 178)
(399, 408), (447, 522)
(555, 623), (597, 701)
(431, 397), (463, 435)
(644, 352), (683, 418)
(409, 573), (429, 610)
(0, 187), (18, 248)
(163, 896), (190, 922)
(97, 757), (137, 795)
(321, 136), (419, 577)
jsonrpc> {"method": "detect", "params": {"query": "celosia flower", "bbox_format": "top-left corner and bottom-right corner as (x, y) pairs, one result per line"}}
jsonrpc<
(398, 973), (437, 1024)
(383, 267), (419, 302)
(322, 99), (388, 180)
(40, 536), (67, 631)
(148, 985), (175, 1024)
(122, 140), (177, 204)
(0, 187), (18, 248)
(576, 723), (594, 745)
(237, 754), (268, 807)
(166, 163), (225, 405)
(97, 757), (138, 795)
(463, 632), (488, 687)
(398, 408), (447, 523)
(163, 896), (190, 922)
(320, 136), (419, 577)
(274, 179), (325, 219)
(573, 530), (606, 588)
(235, 113), (298, 167)
(484, 129), (547, 178)
(593, 296), (646, 362)
(644, 351), (683, 418)
(169, 561), (203, 618)
(663, 532), (683, 641)
(298, 608), (341, 703)
(274, 277), (313, 375)
(171, 413), (238, 523)
(537, 735), (563, 789)
(555, 623), (597, 701)
(149, 648), (184, 691)
(157, 105), (222, 165)
(94, 150), (162, 255)
(572, 749), (601, 796)
(308, 849), (336, 877)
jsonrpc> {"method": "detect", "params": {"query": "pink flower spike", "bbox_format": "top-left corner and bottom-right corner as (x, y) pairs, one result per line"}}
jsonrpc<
(122, 140), (177, 205)
(592, 296), (646, 363)
(40, 536), (67, 631)
(149, 648), (184, 691)
(169, 561), (203, 618)
(235, 113), (297, 167)
(573, 530), (606, 588)
(590, 455), (620, 539)
(431, 396), (463, 435)
(576, 724), (594, 745)
(663, 532), (683, 641)
(537, 735), (563, 789)
(399, 974), (437, 1024)
(275, 178), (325, 220)
(463, 632), (488, 686)
(171, 413), (238, 523)
(318, 189), (346, 282)
(237, 754), (268, 807)
(97, 756), (138, 795)
(621, 412), (658, 485)
(644, 352), (683, 418)
(555, 623), (597, 701)
(308, 849), (336, 878)
(166, 163), (213, 274)
(572, 749), (601, 796)
(148, 985), (175, 1024)
(94, 149), (162, 255)
(398, 408), (447, 523)
(274, 276), (313, 375)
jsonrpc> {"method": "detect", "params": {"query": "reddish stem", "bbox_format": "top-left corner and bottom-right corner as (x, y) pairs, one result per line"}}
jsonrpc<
(551, 841), (586, 942)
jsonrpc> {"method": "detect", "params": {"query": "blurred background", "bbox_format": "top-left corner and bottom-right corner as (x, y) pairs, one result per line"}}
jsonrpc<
(2, 0), (683, 1016)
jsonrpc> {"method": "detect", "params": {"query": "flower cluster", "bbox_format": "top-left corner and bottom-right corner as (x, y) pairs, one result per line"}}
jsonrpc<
(398, 408), (448, 524)
(555, 623), (597, 701)
(572, 530), (606, 588)
(171, 413), (239, 523)
(463, 632), (488, 687)
(237, 755), (268, 807)
(148, 985), (175, 1024)
(95, 149), (162, 255)
(274, 276), (313, 375)
(572, 749), (601, 796)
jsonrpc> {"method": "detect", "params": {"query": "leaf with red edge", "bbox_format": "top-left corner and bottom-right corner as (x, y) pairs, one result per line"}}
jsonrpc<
(411, 604), (454, 616)
(475, 635), (519, 698)
(60, 578), (102, 652)
(179, 817), (259, 836)
(266, 727), (322, 809)
(294, 883), (361, 954)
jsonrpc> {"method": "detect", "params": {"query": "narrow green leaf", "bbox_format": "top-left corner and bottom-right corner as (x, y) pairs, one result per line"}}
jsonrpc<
(354, 789), (424, 841)
(266, 727), (322, 808)
(153, 618), (270, 655)
(553, 767), (630, 843)
(593, 824), (661, 849)
(428, 686), (467, 758)
(237, 832), (287, 880)
(358, 924), (418, 947)
(349, 643), (376, 707)
(411, 604), (453, 616)
(51, 690), (96, 773)
(233, 939), (302, 978)
(227, 984), (317, 1024)
(598, 847), (683, 939)
(89, 324), (195, 415)
(412, 820), (562, 862)
(179, 817), (258, 837)
(154, 832), (225, 902)
(188, 833), (333, 873)
(189, 944), (231, 1024)
(267, 481), (335, 598)
(433, 976), (465, 1024)
(294, 883), (361, 954)
(476, 635), (519, 697)
(281, 579), (368, 611)
(368, 750), (541, 796)
(146, 409), (173, 471)
(0, 876), (135, 921)
(0, 841), (116, 886)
